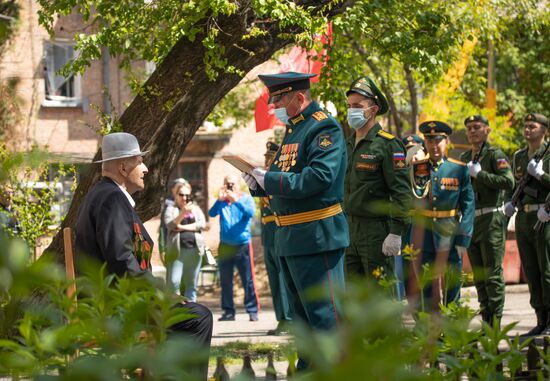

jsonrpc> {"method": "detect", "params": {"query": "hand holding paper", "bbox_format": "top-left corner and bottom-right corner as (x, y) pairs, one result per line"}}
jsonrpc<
(251, 167), (266, 189)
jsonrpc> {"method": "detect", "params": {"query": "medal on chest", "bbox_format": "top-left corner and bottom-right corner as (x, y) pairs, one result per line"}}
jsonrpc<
(133, 222), (152, 270)
(277, 143), (299, 172)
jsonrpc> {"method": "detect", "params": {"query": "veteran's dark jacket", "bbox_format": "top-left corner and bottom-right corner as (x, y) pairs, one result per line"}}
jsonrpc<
(251, 101), (349, 256)
(75, 177), (153, 277)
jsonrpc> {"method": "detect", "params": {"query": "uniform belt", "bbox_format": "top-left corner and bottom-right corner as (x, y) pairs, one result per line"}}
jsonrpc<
(274, 203), (343, 227)
(522, 203), (545, 212)
(261, 215), (277, 224)
(415, 209), (458, 218)
(474, 206), (502, 217)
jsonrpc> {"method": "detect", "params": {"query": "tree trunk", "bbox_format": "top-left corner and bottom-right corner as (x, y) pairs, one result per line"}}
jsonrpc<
(46, 1), (354, 260)
(404, 64), (418, 134)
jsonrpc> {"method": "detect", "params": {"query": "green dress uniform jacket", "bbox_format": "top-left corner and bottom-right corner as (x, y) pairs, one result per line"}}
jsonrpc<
(460, 143), (514, 320)
(250, 101), (347, 364)
(343, 123), (411, 278)
(253, 101), (350, 256)
(512, 145), (550, 313)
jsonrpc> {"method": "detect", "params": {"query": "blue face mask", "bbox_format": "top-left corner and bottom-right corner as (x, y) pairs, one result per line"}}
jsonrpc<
(347, 107), (374, 130)
(274, 108), (289, 124)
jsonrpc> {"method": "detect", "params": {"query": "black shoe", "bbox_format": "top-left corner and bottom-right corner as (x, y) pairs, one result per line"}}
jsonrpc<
(521, 310), (547, 337)
(522, 324), (546, 337)
(249, 313), (259, 322)
(218, 313), (235, 321)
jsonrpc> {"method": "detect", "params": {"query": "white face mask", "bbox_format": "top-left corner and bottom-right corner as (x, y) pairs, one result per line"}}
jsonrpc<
(347, 106), (375, 130)
(274, 108), (289, 124)
(274, 94), (300, 125)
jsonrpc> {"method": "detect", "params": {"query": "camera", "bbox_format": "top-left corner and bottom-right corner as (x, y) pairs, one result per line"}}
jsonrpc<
(226, 184), (234, 191)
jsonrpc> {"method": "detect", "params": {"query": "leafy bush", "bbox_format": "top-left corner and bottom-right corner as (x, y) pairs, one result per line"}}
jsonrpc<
(0, 237), (208, 380)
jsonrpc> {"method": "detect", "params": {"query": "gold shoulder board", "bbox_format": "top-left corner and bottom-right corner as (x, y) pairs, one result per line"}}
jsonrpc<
(448, 158), (466, 166)
(312, 111), (328, 121)
(377, 130), (395, 140)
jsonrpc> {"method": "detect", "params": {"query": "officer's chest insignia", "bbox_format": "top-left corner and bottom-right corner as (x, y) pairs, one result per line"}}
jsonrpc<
(318, 134), (333, 149)
(393, 152), (406, 169)
(277, 143), (299, 172)
(356, 162), (378, 171)
(312, 111), (328, 121)
(290, 114), (305, 124)
(440, 177), (459, 191)
(377, 130), (395, 140)
(496, 158), (509, 169)
(360, 153), (377, 160)
(414, 163), (430, 177)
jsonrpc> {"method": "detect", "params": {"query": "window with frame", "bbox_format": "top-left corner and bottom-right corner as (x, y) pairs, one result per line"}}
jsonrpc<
(42, 41), (81, 107)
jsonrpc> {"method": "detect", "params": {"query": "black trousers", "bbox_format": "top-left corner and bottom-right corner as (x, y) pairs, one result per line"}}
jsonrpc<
(169, 302), (213, 380)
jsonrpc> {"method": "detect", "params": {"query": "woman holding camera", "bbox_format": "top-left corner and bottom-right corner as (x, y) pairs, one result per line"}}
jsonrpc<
(164, 180), (206, 302)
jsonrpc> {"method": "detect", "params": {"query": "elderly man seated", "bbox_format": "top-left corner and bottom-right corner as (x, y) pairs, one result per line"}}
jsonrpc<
(74, 132), (212, 379)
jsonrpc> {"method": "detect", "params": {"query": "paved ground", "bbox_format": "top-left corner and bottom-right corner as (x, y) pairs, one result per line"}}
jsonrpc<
(205, 284), (537, 379)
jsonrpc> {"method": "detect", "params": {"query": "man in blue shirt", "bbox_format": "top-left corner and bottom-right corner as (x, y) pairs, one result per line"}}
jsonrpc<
(208, 174), (259, 321)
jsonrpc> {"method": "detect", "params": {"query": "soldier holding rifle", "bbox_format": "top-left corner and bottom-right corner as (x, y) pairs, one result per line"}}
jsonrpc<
(504, 113), (550, 336)
(460, 115), (514, 328)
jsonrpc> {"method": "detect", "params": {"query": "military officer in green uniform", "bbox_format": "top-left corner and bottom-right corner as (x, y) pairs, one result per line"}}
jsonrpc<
(406, 121), (475, 311)
(260, 141), (292, 336)
(503, 113), (550, 336)
(242, 72), (349, 370)
(460, 115), (514, 326)
(343, 76), (411, 284)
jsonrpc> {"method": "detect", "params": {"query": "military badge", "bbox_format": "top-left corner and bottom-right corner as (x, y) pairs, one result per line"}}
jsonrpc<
(393, 152), (406, 169)
(278, 143), (299, 171)
(318, 134), (333, 149)
(290, 114), (305, 124)
(356, 162), (378, 171)
(133, 222), (152, 271)
(440, 178), (459, 191)
(360, 153), (377, 160)
(312, 111), (328, 121)
(497, 158), (509, 169)
(410, 160), (431, 198)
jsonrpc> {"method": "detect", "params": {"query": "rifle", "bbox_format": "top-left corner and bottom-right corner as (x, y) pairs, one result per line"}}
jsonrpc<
(534, 191), (550, 232)
(511, 140), (550, 209)
(472, 140), (486, 164)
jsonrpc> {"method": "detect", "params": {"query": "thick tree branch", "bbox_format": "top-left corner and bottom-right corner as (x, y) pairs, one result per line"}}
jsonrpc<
(46, 0), (354, 259)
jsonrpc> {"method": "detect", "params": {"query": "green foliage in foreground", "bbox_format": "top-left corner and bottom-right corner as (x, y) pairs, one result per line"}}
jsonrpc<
(0, 237), (208, 380)
(0, 224), (543, 380)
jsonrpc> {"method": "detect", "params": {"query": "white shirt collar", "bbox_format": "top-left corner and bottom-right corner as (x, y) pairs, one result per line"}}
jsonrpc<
(112, 180), (135, 208)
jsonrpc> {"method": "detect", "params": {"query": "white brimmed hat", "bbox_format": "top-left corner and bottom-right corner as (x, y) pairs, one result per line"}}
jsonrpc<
(94, 132), (149, 163)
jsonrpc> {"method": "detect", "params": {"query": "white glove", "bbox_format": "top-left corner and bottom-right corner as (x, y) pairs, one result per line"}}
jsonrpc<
(251, 167), (266, 190)
(503, 201), (516, 217)
(241, 172), (258, 191)
(467, 161), (482, 178)
(527, 159), (545, 179)
(537, 208), (550, 223)
(456, 246), (468, 258)
(381, 233), (401, 257)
